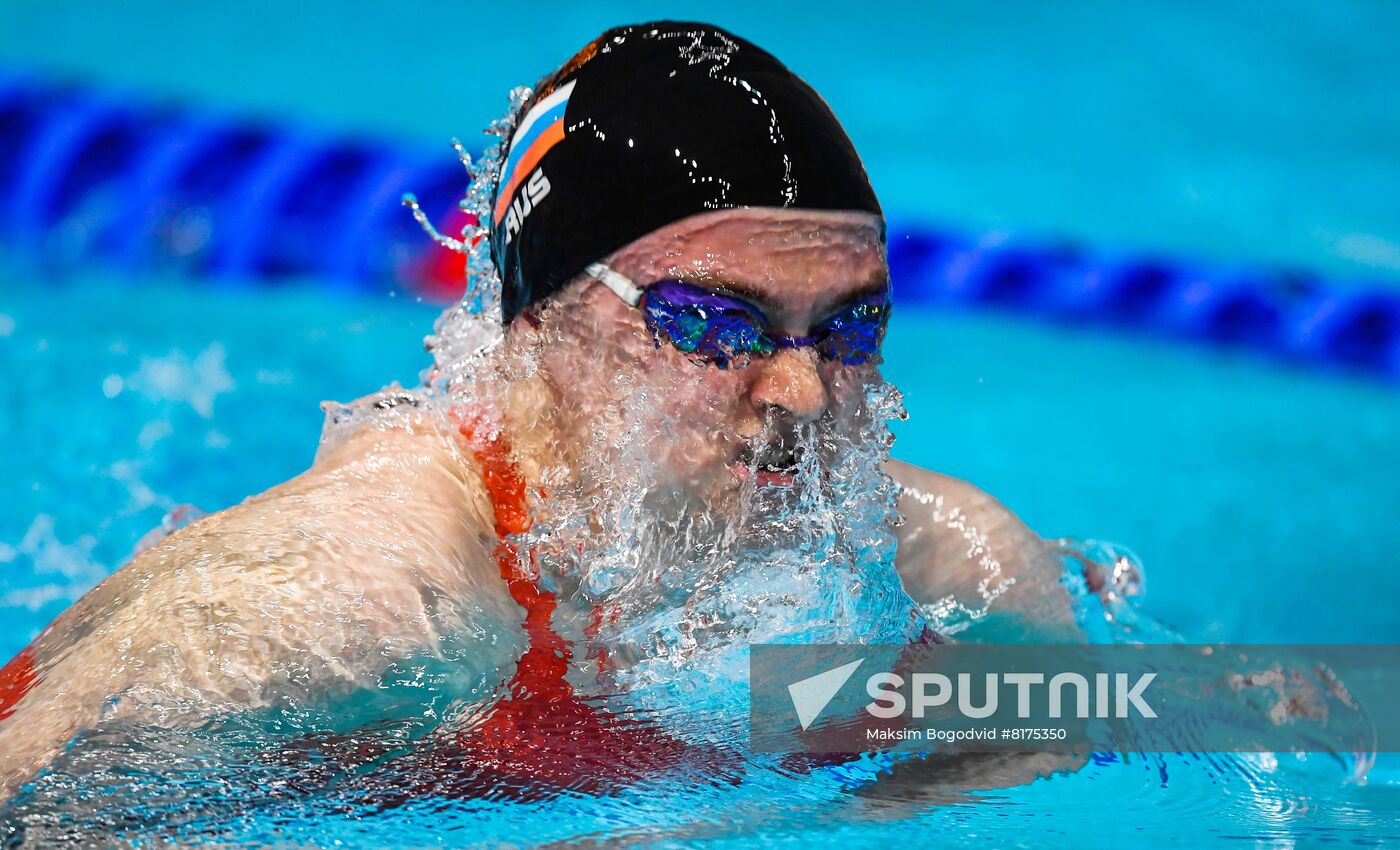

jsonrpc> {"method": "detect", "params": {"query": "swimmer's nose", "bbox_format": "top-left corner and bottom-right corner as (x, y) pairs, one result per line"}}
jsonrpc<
(749, 347), (827, 424)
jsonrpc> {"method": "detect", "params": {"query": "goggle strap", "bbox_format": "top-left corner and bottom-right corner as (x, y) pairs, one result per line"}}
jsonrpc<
(585, 263), (644, 307)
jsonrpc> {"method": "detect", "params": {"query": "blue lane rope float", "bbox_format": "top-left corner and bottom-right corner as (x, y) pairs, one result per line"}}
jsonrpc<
(885, 228), (1400, 378)
(1, 72), (1397, 381)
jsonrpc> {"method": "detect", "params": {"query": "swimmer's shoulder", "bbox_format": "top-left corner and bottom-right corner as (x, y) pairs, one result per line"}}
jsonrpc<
(885, 458), (1043, 550)
(886, 458), (1081, 640)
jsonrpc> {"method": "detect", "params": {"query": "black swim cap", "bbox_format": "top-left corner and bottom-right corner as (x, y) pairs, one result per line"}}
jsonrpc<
(488, 21), (883, 324)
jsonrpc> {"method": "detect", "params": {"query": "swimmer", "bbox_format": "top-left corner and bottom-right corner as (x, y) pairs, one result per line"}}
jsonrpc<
(0, 22), (1081, 801)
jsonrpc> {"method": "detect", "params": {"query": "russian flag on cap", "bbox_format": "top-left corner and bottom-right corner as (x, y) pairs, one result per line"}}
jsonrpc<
(493, 80), (576, 224)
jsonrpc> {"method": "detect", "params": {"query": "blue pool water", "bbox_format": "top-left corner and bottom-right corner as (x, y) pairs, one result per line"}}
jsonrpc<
(3, 1), (1399, 282)
(2, 273), (1398, 845)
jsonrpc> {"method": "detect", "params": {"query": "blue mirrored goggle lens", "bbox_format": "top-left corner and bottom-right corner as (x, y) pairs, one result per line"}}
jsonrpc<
(814, 298), (889, 365)
(641, 282), (774, 367)
(641, 280), (888, 367)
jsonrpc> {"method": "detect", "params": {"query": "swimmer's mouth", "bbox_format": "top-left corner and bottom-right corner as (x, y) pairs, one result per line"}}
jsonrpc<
(731, 443), (804, 487)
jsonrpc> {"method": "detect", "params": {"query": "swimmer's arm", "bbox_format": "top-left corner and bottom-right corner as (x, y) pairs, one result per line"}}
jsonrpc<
(887, 459), (1082, 642)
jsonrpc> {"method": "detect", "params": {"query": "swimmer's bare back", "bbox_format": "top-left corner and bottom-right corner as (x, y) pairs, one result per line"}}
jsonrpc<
(0, 408), (523, 800)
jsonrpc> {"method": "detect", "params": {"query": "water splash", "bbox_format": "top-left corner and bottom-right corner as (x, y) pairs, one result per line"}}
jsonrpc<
(130, 504), (207, 558)
(125, 343), (235, 419)
(0, 516), (107, 614)
(565, 378), (925, 736)
(1054, 537), (1184, 643)
(418, 88), (533, 400)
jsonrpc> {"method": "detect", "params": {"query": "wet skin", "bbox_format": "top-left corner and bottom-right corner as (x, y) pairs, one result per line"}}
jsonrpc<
(0, 208), (1077, 801)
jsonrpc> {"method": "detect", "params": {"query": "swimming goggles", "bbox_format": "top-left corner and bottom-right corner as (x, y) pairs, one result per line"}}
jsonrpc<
(585, 263), (890, 369)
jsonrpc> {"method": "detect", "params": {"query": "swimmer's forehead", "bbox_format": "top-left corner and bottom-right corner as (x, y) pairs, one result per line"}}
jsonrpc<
(606, 208), (888, 314)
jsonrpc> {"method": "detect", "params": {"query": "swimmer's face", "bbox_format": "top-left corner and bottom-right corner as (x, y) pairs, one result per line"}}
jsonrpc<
(514, 207), (888, 512)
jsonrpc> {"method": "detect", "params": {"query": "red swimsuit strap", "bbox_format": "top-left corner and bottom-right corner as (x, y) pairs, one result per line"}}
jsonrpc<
(455, 410), (575, 698)
(0, 646), (36, 722)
